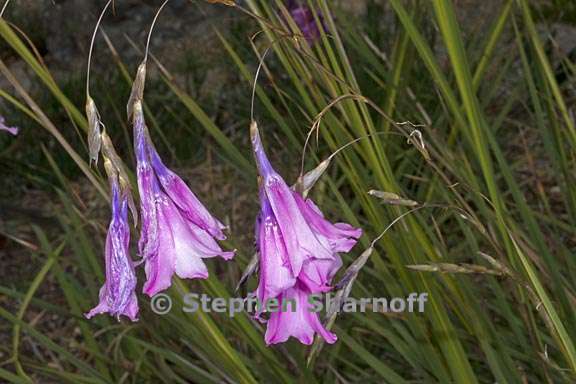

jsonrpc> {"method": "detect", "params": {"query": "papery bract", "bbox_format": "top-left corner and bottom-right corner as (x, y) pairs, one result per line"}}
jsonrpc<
(86, 179), (138, 321)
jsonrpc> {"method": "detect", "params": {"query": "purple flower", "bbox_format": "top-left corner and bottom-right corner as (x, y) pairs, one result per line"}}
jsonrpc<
(0, 116), (18, 136)
(251, 123), (361, 345)
(285, 0), (326, 42)
(133, 102), (234, 297)
(86, 178), (139, 321)
(265, 282), (337, 345)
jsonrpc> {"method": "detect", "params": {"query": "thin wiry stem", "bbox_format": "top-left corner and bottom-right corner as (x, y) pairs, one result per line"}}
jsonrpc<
(0, 0), (11, 19)
(325, 133), (399, 163)
(370, 206), (429, 248)
(299, 94), (367, 177)
(86, 0), (113, 97)
(250, 34), (292, 122)
(299, 92), (432, 180)
(369, 202), (473, 249)
(144, 0), (170, 64)
(250, 45), (273, 122)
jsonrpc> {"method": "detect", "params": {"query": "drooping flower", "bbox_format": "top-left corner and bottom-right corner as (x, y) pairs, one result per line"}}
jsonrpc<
(251, 122), (361, 345)
(265, 282), (337, 345)
(285, 0), (326, 42)
(86, 175), (138, 321)
(133, 101), (234, 297)
(0, 116), (18, 136)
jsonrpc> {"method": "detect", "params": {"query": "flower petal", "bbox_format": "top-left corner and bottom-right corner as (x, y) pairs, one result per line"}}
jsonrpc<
(298, 255), (342, 293)
(143, 193), (234, 296)
(0, 116), (18, 136)
(294, 193), (362, 253)
(143, 195), (177, 297)
(86, 182), (138, 321)
(134, 111), (159, 261)
(159, 198), (215, 280)
(256, 193), (296, 304)
(149, 146), (227, 240)
(86, 286), (139, 322)
(265, 284), (337, 345)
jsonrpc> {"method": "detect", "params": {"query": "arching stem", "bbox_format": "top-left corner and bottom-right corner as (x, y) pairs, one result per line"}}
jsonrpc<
(86, 0), (113, 98)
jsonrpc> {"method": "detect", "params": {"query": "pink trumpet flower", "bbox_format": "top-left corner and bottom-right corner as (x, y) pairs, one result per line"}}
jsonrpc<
(86, 178), (139, 321)
(251, 122), (361, 345)
(133, 102), (234, 297)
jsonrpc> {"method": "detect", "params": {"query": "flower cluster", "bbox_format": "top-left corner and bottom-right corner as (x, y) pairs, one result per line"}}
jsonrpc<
(85, 99), (234, 321)
(84, 1), (360, 348)
(251, 123), (362, 345)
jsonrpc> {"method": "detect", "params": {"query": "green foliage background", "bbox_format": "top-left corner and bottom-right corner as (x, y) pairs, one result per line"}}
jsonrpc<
(1, 0), (575, 382)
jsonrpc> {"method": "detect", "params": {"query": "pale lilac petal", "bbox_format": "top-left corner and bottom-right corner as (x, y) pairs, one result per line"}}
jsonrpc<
(149, 147), (227, 240)
(86, 182), (139, 321)
(256, 194), (295, 305)
(294, 193), (362, 253)
(124, 293), (139, 320)
(298, 255), (342, 293)
(86, 286), (138, 322)
(265, 285), (337, 345)
(0, 116), (18, 136)
(143, 195), (177, 297)
(265, 175), (334, 261)
(86, 286), (109, 319)
(143, 193), (234, 296)
(134, 112), (159, 261)
(185, 223), (235, 260)
(159, 198), (214, 280)
(160, 194), (233, 263)
(136, 165), (160, 260)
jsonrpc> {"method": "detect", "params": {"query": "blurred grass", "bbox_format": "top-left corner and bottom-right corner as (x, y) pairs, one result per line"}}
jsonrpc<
(1, 0), (576, 382)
